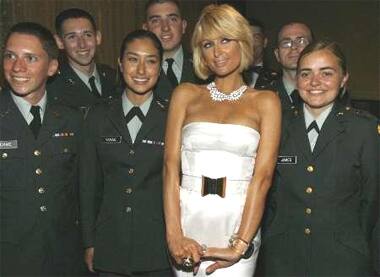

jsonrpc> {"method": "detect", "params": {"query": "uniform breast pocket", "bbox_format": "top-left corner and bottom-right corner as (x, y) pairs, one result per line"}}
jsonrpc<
(50, 138), (78, 156)
(0, 148), (26, 190)
(47, 138), (78, 171)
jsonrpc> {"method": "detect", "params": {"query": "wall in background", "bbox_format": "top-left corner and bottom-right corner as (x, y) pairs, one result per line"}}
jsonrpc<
(1, 0), (379, 100)
(246, 0), (379, 100)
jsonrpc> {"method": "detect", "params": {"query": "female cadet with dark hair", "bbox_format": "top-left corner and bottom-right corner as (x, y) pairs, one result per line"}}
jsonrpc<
(257, 40), (379, 276)
(80, 30), (171, 276)
(163, 4), (281, 276)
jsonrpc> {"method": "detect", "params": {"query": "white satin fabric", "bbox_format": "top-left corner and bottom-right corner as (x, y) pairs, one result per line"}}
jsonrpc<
(174, 122), (261, 277)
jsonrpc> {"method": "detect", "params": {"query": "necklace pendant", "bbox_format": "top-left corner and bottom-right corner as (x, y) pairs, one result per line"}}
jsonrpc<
(207, 82), (247, 102)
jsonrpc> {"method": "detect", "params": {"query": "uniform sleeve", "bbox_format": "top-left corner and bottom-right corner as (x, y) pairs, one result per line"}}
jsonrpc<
(80, 107), (104, 248)
(359, 119), (379, 242)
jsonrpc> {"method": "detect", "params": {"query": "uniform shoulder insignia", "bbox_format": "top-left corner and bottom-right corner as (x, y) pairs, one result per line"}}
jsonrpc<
(351, 107), (375, 119)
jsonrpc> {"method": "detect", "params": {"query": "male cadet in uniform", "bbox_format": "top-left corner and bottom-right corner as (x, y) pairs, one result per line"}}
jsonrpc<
(49, 8), (117, 115)
(0, 22), (83, 276)
(244, 18), (278, 90)
(143, 0), (199, 101)
(80, 30), (170, 276)
(273, 22), (313, 111)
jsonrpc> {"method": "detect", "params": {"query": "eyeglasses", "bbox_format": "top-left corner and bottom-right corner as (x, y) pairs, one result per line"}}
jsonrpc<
(278, 37), (309, 49)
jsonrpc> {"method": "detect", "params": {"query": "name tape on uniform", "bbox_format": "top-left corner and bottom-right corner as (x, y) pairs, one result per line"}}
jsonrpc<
(102, 136), (122, 144)
(0, 140), (18, 149)
(277, 155), (297, 164)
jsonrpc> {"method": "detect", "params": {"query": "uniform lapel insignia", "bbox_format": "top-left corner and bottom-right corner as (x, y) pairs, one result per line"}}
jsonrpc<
(52, 111), (61, 118)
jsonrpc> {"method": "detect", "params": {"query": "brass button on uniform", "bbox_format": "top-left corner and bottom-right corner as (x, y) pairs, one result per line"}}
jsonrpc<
(125, 188), (132, 194)
(40, 205), (47, 212)
(129, 149), (135, 155)
(35, 168), (43, 175)
(38, 187), (45, 194)
(304, 228), (311, 235)
(128, 168), (134, 175)
(307, 165), (314, 172)
(1, 152), (8, 159)
(63, 148), (69, 153)
(306, 187), (313, 194)
(33, 150), (41, 156)
(305, 208), (312, 214)
(125, 206), (132, 213)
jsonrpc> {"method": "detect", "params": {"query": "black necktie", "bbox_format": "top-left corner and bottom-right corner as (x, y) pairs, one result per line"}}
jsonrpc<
(307, 120), (320, 134)
(125, 107), (145, 123)
(289, 89), (299, 104)
(89, 76), (100, 97)
(252, 66), (263, 74)
(30, 105), (42, 138)
(165, 58), (178, 87)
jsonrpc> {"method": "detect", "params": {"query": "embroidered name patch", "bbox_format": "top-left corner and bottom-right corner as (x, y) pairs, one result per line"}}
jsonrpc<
(0, 140), (18, 149)
(141, 139), (164, 146)
(102, 136), (122, 144)
(53, 132), (75, 138)
(277, 155), (297, 164)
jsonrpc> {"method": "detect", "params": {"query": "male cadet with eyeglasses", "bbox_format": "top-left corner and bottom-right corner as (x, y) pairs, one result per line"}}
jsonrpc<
(0, 22), (83, 276)
(49, 8), (117, 116)
(273, 22), (313, 111)
(244, 18), (279, 90)
(143, 0), (200, 102)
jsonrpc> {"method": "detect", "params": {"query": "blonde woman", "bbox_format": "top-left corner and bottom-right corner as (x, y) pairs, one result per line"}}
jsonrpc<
(163, 4), (281, 276)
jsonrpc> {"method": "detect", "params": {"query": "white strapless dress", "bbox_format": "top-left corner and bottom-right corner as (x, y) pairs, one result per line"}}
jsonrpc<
(175, 122), (261, 277)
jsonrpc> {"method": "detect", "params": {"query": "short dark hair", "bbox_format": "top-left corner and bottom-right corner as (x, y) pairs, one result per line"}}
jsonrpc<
(144, 0), (181, 19)
(276, 21), (314, 46)
(4, 22), (59, 59)
(55, 8), (97, 35)
(249, 18), (265, 34)
(297, 39), (347, 75)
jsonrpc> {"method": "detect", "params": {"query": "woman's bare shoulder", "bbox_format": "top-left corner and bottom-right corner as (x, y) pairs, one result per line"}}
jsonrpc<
(246, 88), (280, 105)
(171, 82), (206, 103)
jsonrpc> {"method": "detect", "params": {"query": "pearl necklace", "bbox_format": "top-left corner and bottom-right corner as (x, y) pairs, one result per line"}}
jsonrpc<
(207, 82), (247, 102)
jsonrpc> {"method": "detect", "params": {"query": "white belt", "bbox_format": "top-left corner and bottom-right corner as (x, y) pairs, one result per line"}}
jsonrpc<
(181, 174), (250, 195)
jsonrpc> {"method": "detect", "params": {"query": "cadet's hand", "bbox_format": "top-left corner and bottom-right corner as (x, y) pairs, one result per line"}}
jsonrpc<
(84, 247), (95, 273)
(203, 247), (241, 274)
(167, 235), (204, 270)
